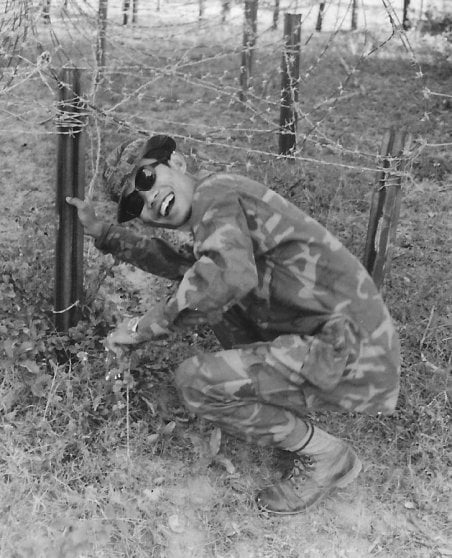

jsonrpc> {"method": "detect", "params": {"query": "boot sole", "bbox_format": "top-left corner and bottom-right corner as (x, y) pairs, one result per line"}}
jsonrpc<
(256, 455), (362, 516)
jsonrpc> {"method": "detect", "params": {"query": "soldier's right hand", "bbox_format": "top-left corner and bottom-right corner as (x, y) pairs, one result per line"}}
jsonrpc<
(65, 196), (104, 238)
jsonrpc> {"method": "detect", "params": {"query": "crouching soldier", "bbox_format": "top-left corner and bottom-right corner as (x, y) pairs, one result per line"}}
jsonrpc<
(67, 134), (400, 515)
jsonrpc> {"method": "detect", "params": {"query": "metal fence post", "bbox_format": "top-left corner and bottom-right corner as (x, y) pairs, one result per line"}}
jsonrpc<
(55, 68), (85, 331)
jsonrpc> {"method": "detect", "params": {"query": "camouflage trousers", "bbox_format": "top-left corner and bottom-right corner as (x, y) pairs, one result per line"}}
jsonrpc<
(175, 312), (400, 451)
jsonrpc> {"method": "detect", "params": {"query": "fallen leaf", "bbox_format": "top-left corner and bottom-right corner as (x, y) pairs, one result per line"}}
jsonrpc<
(144, 486), (162, 503)
(20, 359), (41, 374)
(209, 427), (222, 456)
(160, 421), (176, 436)
(148, 433), (160, 444)
(213, 455), (236, 474)
(168, 514), (185, 534)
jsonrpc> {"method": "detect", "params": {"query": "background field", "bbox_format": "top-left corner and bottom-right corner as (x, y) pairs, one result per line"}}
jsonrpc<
(0, 1), (451, 557)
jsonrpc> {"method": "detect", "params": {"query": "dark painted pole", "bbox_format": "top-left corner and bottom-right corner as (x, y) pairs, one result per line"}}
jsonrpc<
(55, 68), (85, 331)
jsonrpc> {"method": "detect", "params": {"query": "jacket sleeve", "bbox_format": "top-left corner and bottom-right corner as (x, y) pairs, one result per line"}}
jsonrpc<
(163, 190), (258, 325)
(94, 224), (195, 280)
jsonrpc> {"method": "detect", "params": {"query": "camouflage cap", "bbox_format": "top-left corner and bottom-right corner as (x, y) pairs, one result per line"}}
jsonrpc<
(102, 134), (177, 223)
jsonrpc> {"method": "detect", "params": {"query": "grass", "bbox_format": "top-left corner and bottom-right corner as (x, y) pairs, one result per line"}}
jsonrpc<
(0, 1), (451, 557)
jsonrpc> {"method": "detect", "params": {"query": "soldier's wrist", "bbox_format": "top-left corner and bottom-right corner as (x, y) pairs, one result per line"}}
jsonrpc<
(88, 221), (104, 239)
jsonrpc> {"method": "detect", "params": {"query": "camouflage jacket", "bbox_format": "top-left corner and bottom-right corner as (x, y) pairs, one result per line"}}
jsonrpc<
(97, 173), (394, 337)
(96, 173), (401, 412)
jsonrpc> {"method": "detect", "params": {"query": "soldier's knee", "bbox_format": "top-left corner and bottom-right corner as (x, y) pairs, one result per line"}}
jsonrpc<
(175, 356), (211, 411)
(175, 356), (198, 389)
(175, 352), (241, 414)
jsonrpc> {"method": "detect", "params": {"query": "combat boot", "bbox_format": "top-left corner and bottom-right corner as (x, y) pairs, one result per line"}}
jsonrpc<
(256, 425), (362, 515)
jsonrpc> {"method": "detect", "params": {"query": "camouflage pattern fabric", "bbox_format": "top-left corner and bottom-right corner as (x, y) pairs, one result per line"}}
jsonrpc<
(95, 224), (194, 280)
(174, 311), (398, 454)
(102, 135), (176, 203)
(175, 340), (312, 451)
(96, 172), (401, 444)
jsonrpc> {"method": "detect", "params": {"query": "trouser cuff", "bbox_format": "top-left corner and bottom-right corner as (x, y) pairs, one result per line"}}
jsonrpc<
(281, 420), (314, 452)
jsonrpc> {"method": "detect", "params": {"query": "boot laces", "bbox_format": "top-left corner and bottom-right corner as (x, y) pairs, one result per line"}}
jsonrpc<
(285, 455), (315, 483)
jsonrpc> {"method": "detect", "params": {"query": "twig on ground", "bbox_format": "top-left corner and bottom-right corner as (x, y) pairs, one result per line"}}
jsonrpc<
(43, 360), (59, 420)
(419, 306), (439, 372)
(126, 361), (131, 468)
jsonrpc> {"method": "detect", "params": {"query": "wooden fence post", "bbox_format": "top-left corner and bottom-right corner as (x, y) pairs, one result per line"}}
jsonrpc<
(272, 0), (280, 30)
(351, 0), (357, 30)
(402, 0), (411, 30)
(42, 0), (51, 23)
(222, 1), (231, 23)
(316, 3), (325, 32)
(96, 0), (108, 81)
(239, 0), (258, 102)
(279, 13), (301, 156)
(55, 68), (85, 331)
(122, 0), (130, 25)
(132, 0), (138, 23)
(363, 128), (412, 290)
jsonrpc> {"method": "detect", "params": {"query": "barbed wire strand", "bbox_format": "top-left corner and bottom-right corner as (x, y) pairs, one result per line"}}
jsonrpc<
(0, 0), (449, 178)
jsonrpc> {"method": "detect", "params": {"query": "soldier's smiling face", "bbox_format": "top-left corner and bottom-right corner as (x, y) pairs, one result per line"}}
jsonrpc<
(136, 155), (194, 229)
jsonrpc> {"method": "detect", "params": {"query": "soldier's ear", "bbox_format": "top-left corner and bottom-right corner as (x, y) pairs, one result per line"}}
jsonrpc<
(168, 151), (187, 174)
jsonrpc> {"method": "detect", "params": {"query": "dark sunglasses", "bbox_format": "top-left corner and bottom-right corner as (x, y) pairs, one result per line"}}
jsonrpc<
(135, 165), (159, 191)
(121, 163), (161, 220)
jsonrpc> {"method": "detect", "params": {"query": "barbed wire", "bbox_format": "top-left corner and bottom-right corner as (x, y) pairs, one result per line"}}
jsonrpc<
(0, 0), (450, 177)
